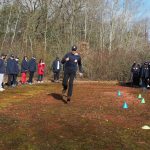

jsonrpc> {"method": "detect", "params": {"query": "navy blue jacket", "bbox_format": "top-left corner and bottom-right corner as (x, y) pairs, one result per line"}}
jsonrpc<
(52, 59), (61, 72)
(6, 58), (16, 74)
(0, 58), (6, 74)
(28, 58), (36, 72)
(141, 65), (149, 79)
(14, 60), (20, 75)
(21, 59), (28, 73)
(61, 52), (82, 73)
(131, 66), (141, 78)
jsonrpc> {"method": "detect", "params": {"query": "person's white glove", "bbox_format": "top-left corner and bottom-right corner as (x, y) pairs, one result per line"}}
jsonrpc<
(79, 72), (83, 77)
(66, 57), (69, 61)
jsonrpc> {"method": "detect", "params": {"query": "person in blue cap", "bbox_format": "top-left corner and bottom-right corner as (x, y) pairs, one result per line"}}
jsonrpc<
(61, 45), (83, 103)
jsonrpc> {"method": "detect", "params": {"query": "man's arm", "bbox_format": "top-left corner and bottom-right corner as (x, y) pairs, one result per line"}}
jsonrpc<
(61, 54), (69, 64)
(78, 56), (83, 73)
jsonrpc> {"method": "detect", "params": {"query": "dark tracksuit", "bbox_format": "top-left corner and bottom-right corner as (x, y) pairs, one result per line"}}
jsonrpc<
(0, 58), (6, 88)
(6, 58), (16, 86)
(14, 60), (20, 85)
(131, 65), (141, 86)
(21, 59), (28, 73)
(141, 64), (149, 88)
(61, 52), (82, 97)
(52, 59), (61, 81)
(28, 58), (36, 83)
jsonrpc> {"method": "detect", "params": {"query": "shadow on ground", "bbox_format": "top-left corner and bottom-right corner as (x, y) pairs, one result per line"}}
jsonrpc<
(49, 93), (68, 104)
(118, 81), (141, 88)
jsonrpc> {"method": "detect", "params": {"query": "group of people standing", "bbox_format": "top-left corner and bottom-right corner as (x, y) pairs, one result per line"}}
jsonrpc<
(131, 61), (150, 88)
(0, 45), (83, 103)
(0, 54), (45, 91)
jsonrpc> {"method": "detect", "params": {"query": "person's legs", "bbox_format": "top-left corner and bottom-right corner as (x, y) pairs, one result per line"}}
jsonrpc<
(37, 74), (41, 82)
(41, 75), (43, 82)
(12, 74), (17, 86)
(0, 74), (4, 90)
(7, 74), (12, 86)
(54, 72), (57, 81)
(67, 72), (76, 100)
(62, 71), (69, 93)
(21, 72), (26, 84)
(57, 71), (60, 81)
(29, 72), (34, 83)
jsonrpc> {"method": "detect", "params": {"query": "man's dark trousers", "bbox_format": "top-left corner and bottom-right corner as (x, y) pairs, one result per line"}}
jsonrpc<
(62, 70), (76, 97)
(29, 72), (34, 83)
(54, 71), (60, 81)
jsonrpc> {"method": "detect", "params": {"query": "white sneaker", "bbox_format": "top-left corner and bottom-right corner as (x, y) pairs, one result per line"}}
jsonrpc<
(0, 88), (5, 91)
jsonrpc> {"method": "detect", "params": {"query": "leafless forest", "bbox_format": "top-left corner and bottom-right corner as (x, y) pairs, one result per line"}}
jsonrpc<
(0, 0), (150, 80)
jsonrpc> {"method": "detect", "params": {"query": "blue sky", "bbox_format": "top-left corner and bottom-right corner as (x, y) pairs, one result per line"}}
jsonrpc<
(138, 0), (150, 19)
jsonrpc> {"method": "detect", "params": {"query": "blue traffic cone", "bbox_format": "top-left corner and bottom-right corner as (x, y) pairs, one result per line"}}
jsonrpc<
(117, 90), (121, 96)
(141, 98), (145, 104)
(123, 101), (128, 109)
(138, 94), (142, 99)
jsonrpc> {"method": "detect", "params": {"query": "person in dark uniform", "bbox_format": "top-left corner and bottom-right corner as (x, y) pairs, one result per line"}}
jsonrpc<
(61, 45), (83, 102)
(52, 57), (61, 82)
(141, 62), (149, 88)
(0, 54), (6, 91)
(13, 57), (20, 86)
(131, 62), (141, 87)
(6, 54), (15, 87)
(28, 56), (37, 84)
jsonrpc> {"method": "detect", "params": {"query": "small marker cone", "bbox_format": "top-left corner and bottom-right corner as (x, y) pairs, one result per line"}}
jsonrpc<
(117, 90), (121, 96)
(138, 94), (142, 99)
(141, 98), (145, 104)
(123, 102), (128, 109)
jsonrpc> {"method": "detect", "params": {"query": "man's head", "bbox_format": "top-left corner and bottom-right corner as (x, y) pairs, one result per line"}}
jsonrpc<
(32, 55), (36, 59)
(10, 54), (14, 59)
(72, 45), (77, 51)
(71, 45), (77, 54)
(1, 53), (5, 59)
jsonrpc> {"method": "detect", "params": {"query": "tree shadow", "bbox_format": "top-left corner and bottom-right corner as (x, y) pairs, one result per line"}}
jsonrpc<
(49, 93), (68, 104)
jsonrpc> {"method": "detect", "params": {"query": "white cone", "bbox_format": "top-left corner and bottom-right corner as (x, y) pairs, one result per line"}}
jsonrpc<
(141, 125), (150, 130)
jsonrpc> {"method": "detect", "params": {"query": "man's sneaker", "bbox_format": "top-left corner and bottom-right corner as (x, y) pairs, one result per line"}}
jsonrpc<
(0, 88), (5, 91)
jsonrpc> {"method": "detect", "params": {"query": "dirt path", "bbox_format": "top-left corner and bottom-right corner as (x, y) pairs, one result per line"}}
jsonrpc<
(0, 83), (150, 150)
